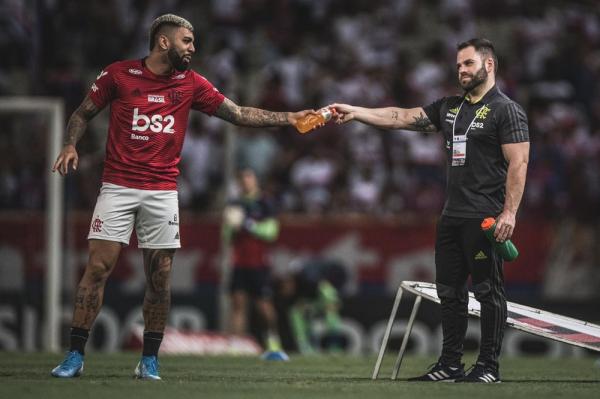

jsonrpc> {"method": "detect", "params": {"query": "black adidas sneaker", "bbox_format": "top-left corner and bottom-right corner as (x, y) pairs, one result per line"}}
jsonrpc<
(455, 362), (501, 383)
(407, 361), (465, 382)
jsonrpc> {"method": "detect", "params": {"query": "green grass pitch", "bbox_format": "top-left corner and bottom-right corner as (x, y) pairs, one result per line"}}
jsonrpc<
(1, 352), (599, 399)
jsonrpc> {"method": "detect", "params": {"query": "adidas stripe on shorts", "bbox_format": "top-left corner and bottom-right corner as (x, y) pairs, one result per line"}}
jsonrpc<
(88, 183), (181, 249)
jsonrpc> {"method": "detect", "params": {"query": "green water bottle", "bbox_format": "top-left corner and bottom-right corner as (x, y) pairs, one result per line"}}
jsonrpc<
(481, 217), (519, 261)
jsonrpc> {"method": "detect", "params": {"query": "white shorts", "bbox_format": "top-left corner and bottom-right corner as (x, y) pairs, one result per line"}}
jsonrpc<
(87, 183), (181, 249)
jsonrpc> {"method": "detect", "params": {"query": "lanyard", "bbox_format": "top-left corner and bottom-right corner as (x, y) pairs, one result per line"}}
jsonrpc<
(452, 99), (485, 138)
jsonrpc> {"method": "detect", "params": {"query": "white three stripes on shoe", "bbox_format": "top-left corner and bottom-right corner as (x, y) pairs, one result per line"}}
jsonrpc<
(479, 373), (496, 383)
(429, 370), (450, 380)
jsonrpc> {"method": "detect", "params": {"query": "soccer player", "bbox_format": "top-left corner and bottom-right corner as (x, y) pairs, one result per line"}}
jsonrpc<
(50, 14), (316, 380)
(222, 168), (286, 360)
(330, 38), (529, 383)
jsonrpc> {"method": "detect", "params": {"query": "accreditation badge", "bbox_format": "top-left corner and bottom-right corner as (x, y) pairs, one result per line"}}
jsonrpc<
(452, 135), (467, 166)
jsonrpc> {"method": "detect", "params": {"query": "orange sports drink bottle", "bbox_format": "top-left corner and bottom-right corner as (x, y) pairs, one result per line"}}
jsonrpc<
(481, 217), (519, 261)
(295, 107), (333, 134)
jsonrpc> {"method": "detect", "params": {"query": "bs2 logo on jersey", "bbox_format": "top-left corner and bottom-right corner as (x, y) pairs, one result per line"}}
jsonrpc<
(131, 108), (175, 134)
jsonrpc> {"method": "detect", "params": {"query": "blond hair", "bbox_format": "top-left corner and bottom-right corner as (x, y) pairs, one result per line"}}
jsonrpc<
(149, 14), (194, 51)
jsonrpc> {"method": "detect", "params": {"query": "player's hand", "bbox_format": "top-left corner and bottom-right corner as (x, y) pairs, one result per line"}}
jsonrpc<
(52, 144), (79, 176)
(287, 109), (318, 126)
(328, 103), (356, 124)
(494, 210), (516, 242)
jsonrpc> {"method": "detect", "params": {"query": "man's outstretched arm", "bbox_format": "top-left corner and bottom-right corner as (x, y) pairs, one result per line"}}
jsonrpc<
(214, 98), (315, 128)
(328, 103), (438, 132)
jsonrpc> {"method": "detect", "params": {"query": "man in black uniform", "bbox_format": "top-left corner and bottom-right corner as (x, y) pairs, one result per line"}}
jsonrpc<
(329, 38), (529, 383)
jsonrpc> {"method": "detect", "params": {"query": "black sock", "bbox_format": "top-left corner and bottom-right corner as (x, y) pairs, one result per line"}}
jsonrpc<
(142, 331), (164, 357)
(69, 327), (89, 355)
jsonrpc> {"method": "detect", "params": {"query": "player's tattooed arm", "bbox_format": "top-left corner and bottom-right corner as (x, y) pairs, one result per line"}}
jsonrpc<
(53, 95), (104, 175)
(215, 98), (290, 127)
(408, 111), (437, 132)
(64, 95), (103, 146)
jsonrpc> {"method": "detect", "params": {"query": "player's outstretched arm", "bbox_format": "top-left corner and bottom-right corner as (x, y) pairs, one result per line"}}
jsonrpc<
(214, 98), (316, 128)
(52, 95), (103, 176)
(328, 103), (437, 132)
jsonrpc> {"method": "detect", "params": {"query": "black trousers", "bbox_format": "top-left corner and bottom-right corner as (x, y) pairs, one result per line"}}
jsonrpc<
(435, 215), (507, 371)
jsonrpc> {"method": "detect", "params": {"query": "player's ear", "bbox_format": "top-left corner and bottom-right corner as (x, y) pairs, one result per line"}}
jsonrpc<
(486, 57), (494, 74)
(158, 34), (169, 51)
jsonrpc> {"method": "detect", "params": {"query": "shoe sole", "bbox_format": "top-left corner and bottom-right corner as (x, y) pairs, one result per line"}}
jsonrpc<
(134, 375), (162, 380)
(134, 364), (161, 380)
(51, 365), (83, 378)
(51, 372), (82, 378)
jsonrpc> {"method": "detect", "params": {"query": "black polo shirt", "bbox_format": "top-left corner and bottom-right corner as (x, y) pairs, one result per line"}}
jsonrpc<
(423, 85), (529, 218)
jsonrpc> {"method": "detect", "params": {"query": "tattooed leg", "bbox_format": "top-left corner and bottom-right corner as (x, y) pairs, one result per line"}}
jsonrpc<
(142, 248), (176, 332)
(71, 239), (122, 329)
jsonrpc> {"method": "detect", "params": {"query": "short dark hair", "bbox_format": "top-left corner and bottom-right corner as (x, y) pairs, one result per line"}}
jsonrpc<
(457, 38), (498, 74)
(149, 14), (194, 51)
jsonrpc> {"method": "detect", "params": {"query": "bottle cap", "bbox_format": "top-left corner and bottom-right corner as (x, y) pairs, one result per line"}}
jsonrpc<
(320, 108), (332, 121)
(481, 217), (496, 231)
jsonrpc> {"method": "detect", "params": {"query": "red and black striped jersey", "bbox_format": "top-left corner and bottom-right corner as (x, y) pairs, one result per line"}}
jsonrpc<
(88, 59), (225, 190)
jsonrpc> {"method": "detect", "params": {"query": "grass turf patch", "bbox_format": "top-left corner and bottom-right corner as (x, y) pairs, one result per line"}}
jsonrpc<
(0, 352), (598, 399)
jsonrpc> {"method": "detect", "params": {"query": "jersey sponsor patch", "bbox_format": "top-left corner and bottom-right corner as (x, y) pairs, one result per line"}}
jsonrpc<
(445, 112), (457, 124)
(130, 133), (149, 141)
(131, 107), (175, 134)
(128, 68), (143, 75)
(147, 94), (165, 103)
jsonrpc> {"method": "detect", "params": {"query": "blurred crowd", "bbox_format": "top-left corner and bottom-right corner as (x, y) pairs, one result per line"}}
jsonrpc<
(1, 0), (600, 223)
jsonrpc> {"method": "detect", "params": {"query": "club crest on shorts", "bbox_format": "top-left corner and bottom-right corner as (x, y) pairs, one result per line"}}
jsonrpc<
(91, 216), (103, 233)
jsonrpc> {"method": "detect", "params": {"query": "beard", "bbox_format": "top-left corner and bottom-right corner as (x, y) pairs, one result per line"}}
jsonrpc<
(167, 47), (190, 72)
(459, 65), (488, 92)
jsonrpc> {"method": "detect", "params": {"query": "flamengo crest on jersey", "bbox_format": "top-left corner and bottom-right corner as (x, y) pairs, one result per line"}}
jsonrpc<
(88, 59), (225, 191)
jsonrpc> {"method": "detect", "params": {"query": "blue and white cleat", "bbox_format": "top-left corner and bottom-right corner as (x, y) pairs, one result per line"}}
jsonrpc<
(261, 350), (290, 361)
(51, 350), (84, 378)
(134, 355), (161, 380)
